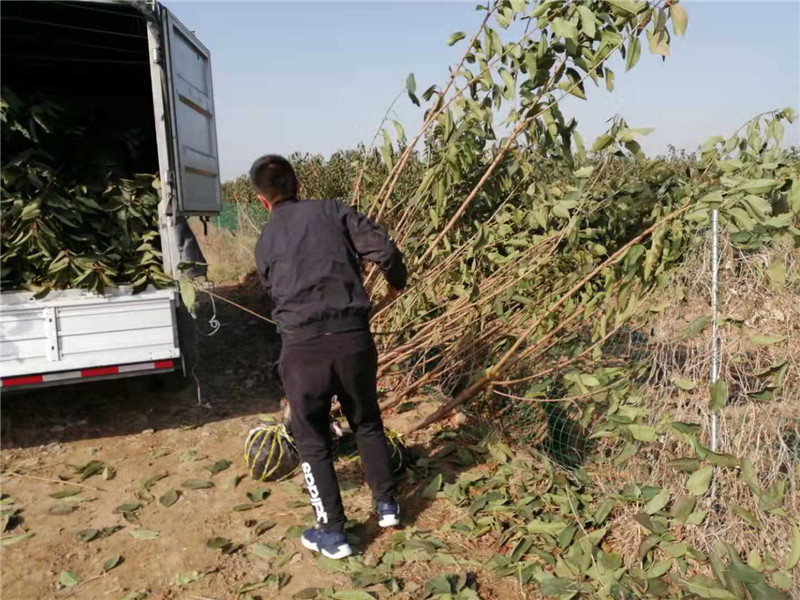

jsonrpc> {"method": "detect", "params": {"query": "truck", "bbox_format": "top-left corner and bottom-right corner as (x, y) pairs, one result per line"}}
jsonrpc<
(0, 0), (221, 390)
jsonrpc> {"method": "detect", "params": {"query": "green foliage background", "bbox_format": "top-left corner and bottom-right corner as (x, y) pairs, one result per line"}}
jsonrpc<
(216, 1), (800, 597)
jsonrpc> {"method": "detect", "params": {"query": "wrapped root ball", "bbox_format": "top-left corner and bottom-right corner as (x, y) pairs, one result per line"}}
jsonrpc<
(243, 424), (299, 482)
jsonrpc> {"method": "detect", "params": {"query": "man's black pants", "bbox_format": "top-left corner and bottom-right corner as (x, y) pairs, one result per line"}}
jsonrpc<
(279, 329), (396, 533)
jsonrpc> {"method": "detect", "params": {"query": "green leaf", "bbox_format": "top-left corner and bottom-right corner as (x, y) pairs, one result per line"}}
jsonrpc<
(206, 536), (232, 550)
(786, 525), (800, 570)
(731, 504), (758, 527)
(629, 424), (657, 442)
(182, 479), (214, 490)
(662, 541), (688, 558)
(174, 571), (203, 587)
(422, 473), (443, 498)
(625, 244), (646, 272)
(552, 18), (578, 43)
(406, 72), (416, 94)
(767, 262), (786, 289)
(608, 0), (644, 14)
(499, 69), (516, 99)
(709, 380), (727, 411)
(332, 592), (376, 600)
(391, 119), (405, 144)
(647, 28), (670, 57)
(59, 570), (81, 588)
(206, 459), (232, 475)
(255, 520), (277, 536)
(593, 499), (615, 524)
(1, 531), (35, 546)
(246, 487), (271, 503)
(541, 578), (579, 596)
(644, 489), (671, 515)
(741, 179), (780, 195)
(704, 451), (739, 468)
(773, 571), (793, 592)
(576, 5), (596, 38)
(49, 504), (74, 516)
(76, 460), (105, 481)
(446, 31), (467, 46)
(605, 68), (615, 92)
(682, 316), (711, 339)
(50, 488), (82, 499)
(114, 502), (141, 514)
(179, 450), (200, 462)
(159, 489), (179, 507)
(527, 519), (566, 535)
(284, 525), (305, 539)
(75, 529), (99, 543)
(674, 377), (696, 391)
(625, 37), (641, 72)
(618, 127), (654, 142)
(426, 575), (454, 594)
(130, 529), (159, 540)
(670, 496), (696, 522)
(103, 555), (122, 572)
(687, 466), (713, 496)
(179, 278), (196, 311)
(142, 472), (169, 490)
(248, 542), (280, 559)
(101, 525), (123, 538)
(238, 573), (290, 593)
(749, 334), (786, 346)
(670, 3), (689, 36)
(740, 457), (759, 494)
(669, 458), (700, 472)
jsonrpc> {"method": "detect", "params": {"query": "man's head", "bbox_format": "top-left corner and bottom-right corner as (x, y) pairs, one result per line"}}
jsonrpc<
(250, 154), (299, 210)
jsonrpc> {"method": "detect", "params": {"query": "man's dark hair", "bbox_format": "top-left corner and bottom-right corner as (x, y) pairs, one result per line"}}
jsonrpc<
(250, 154), (298, 201)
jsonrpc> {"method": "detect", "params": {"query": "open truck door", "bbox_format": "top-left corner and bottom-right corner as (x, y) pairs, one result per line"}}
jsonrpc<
(161, 9), (222, 216)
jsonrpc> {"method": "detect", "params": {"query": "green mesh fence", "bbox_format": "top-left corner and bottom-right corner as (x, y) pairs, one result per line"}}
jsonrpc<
(215, 201), (270, 233)
(215, 202), (240, 231)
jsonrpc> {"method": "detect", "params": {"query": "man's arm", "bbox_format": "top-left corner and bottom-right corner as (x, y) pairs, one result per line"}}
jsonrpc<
(339, 202), (408, 290)
(254, 229), (272, 296)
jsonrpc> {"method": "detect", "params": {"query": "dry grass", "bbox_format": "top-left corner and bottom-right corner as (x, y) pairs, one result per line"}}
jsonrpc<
(615, 236), (799, 562)
(192, 219), (259, 284)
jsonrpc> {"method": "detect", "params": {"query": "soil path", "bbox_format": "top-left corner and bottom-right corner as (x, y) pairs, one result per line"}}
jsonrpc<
(1, 281), (521, 600)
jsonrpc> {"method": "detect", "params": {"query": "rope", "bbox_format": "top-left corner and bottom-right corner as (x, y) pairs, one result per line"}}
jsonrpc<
(196, 287), (404, 336)
(196, 288), (222, 336)
(198, 288), (277, 325)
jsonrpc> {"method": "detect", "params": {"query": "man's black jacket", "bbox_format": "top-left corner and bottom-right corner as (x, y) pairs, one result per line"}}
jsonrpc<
(255, 197), (407, 344)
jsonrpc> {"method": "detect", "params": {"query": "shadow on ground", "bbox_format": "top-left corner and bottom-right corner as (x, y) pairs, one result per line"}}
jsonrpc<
(1, 279), (282, 449)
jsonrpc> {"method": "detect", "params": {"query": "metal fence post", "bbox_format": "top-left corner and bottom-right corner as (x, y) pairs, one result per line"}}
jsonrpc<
(710, 208), (720, 454)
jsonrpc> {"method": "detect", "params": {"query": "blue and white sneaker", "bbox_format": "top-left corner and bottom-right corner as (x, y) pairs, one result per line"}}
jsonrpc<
(301, 528), (352, 560)
(376, 499), (400, 528)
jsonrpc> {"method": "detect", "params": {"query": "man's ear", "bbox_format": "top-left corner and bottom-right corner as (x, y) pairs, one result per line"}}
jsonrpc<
(257, 194), (272, 210)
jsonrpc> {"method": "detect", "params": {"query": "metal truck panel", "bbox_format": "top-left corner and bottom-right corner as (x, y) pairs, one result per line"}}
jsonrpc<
(161, 8), (222, 216)
(0, 288), (179, 378)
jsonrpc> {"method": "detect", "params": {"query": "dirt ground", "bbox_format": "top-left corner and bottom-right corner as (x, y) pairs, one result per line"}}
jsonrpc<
(0, 280), (521, 600)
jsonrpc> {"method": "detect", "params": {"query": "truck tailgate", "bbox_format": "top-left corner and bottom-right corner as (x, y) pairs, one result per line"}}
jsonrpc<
(0, 287), (179, 378)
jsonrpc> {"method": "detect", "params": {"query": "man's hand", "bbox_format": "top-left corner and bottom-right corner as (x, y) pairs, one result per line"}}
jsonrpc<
(370, 286), (401, 319)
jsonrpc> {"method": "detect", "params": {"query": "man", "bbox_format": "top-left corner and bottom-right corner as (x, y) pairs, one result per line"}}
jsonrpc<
(252, 155), (407, 560)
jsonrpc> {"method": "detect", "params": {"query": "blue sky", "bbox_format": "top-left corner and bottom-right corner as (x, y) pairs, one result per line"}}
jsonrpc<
(165, 1), (800, 181)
